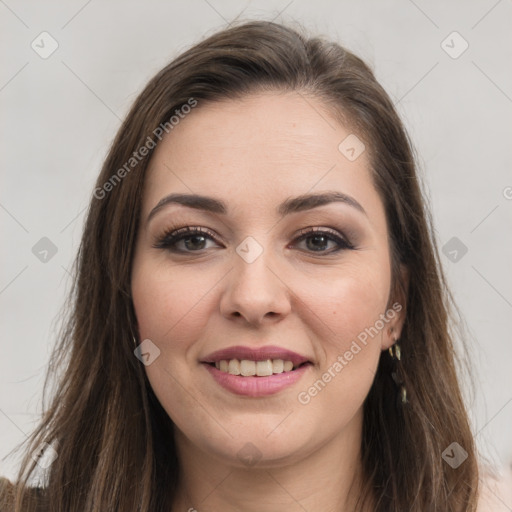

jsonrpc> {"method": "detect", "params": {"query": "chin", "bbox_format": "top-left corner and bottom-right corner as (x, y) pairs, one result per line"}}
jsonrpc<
(188, 422), (316, 469)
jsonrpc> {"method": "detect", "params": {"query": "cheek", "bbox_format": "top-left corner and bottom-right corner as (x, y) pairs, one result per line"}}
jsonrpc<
(294, 261), (390, 403)
(295, 269), (389, 419)
(300, 257), (391, 350)
(131, 259), (217, 423)
(131, 257), (215, 346)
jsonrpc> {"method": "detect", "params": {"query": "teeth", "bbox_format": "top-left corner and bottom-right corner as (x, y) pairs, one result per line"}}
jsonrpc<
(272, 359), (284, 373)
(240, 360), (256, 376)
(256, 360), (273, 376)
(213, 358), (300, 376)
(228, 359), (241, 375)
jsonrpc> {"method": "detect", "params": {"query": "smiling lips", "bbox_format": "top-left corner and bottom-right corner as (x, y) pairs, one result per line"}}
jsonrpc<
(202, 345), (311, 375)
(201, 345), (312, 396)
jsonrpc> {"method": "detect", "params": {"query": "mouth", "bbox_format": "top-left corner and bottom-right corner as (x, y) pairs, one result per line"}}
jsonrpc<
(201, 348), (313, 397)
(205, 358), (312, 377)
(201, 345), (313, 378)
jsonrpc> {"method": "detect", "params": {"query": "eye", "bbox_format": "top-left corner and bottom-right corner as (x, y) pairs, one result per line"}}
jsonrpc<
(153, 226), (221, 253)
(153, 225), (354, 255)
(292, 227), (354, 254)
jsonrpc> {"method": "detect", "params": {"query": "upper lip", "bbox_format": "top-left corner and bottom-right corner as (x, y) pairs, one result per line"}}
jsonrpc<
(201, 345), (311, 366)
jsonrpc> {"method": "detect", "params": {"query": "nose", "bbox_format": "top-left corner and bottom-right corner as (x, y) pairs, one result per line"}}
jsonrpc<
(219, 248), (292, 326)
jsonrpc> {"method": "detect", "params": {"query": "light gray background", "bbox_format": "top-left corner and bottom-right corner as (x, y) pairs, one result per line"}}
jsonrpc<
(1, 0), (511, 489)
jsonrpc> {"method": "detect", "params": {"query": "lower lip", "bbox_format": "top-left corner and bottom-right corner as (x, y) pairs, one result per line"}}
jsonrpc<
(203, 363), (311, 397)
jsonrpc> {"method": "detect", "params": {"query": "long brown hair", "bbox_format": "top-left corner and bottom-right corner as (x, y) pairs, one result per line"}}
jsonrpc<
(2, 20), (479, 511)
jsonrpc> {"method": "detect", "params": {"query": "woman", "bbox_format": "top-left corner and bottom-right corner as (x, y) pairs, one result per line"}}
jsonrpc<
(1, 20), (482, 511)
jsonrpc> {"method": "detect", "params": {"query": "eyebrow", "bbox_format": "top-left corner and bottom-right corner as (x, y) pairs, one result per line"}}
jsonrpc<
(146, 191), (367, 226)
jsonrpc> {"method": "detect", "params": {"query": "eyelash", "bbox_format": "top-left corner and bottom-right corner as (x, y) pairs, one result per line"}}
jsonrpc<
(152, 225), (355, 255)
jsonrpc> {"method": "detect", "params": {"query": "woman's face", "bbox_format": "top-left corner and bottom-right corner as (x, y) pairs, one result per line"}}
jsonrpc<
(131, 91), (406, 467)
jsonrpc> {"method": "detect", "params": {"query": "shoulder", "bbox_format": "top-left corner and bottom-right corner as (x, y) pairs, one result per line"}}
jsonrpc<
(477, 464), (512, 512)
(0, 477), (46, 512)
(0, 477), (15, 512)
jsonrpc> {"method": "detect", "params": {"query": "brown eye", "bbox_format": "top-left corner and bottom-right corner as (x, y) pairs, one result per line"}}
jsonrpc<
(293, 228), (353, 254)
(153, 226), (220, 253)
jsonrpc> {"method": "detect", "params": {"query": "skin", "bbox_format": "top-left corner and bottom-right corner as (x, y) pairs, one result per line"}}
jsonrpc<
(131, 91), (408, 511)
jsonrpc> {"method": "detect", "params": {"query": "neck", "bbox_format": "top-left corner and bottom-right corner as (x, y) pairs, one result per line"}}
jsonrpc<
(171, 408), (372, 512)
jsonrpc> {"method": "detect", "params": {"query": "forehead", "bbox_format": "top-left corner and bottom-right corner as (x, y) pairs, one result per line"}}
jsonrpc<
(143, 92), (381, 221)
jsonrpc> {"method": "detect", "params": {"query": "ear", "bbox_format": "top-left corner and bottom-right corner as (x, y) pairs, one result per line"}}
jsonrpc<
(382, 264), (409, 351)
